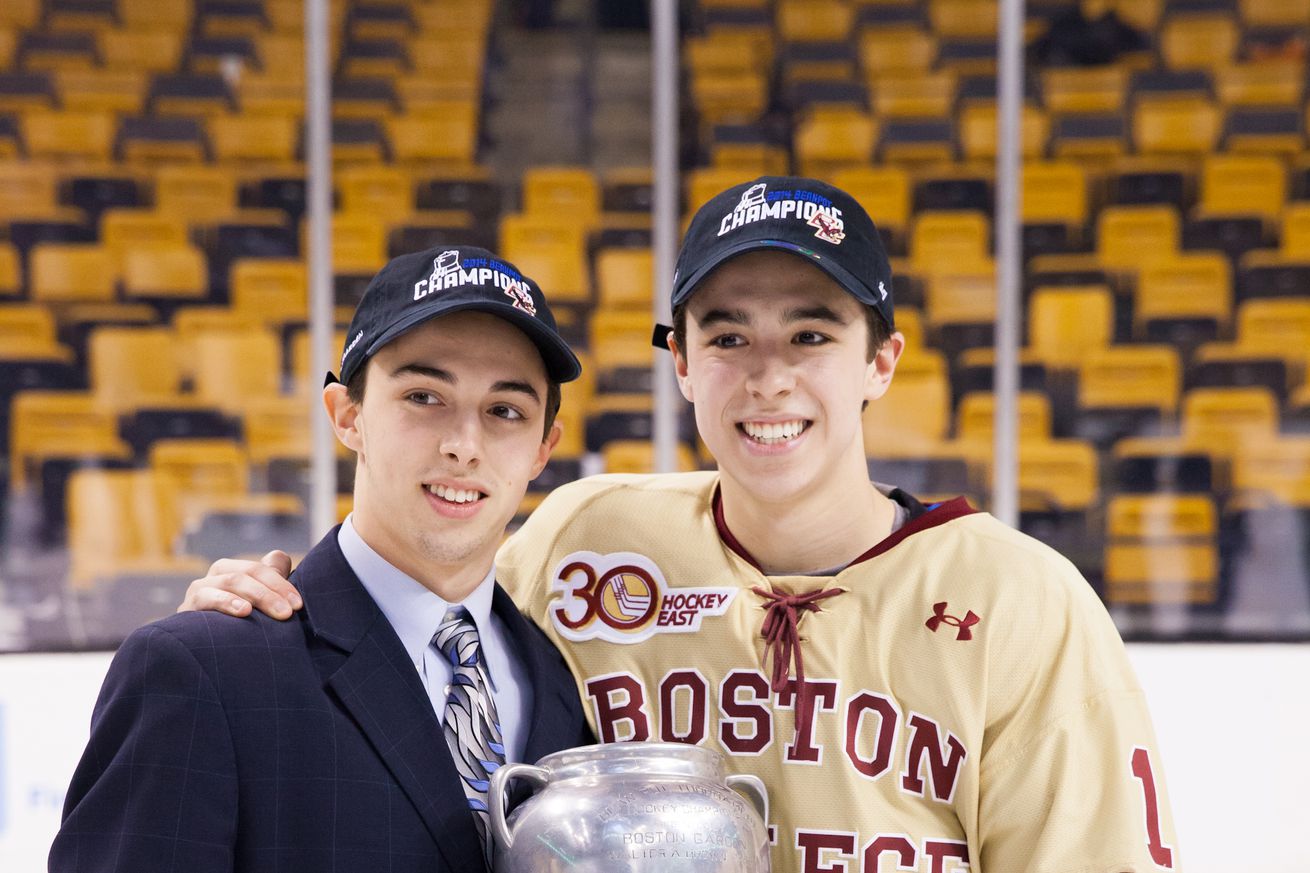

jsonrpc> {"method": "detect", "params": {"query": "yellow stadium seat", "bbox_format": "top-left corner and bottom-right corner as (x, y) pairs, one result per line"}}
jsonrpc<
(9, 391), (131, 490)
(173, 306), (264, 342)
(1107, 0), (1162, 31)
(99, 28), (183, 72)
(689, 70), (769, 129)
(685, 167), (758, 214)
(957, 391), (1053, 442)
(237, 70), (304, 116)
(1021, 160), (1089, 230)
(1161, 14), (1239, 69)
(289, 327), (348, 391)
(122, 245), (208, 301)
(710, 142), (789, 175)
(1235, 299), (1310, 367)
(776, 0), (854, 42)
(1027, 285), (1113, 369)
(242, 396), (313, 464)
(602, 440), (697, 475)
(794, 107), (877, 177)
(589, 308), (654, 378)
(30, 244), (118, 303)
(862, 346), (951, 453)
(1105, 494), (1217, 605)
(831, 166), (911, 241)
(929, 0), (998, 37)
(149, 438), (251, 545)
(1132, 97), (1222, 155)
(66, 468), (162, 588)
(1182, 386), (1279, 449)
(120, 0), (191, 30)
(386, 107), (479, 165)
(596, 248), (653, 310)
(872, 72), (957, 118)
(858, 27), (936, 80)
(1097, 205), (1180, 271)
(154, 166), (239, 222)
(210, 114), (299, 164)
(56, 69), (147, 115)
(959, 102), (1049, 160)
(1280, 202), (1310, 258)
(0, 241), (19, 296)
(498, 213), (590, 300)
(1019, 438), (1100, 512)
(337, 165), (415, 218)
(1197, 154), (1286, 223)
(1215, 62), (1304, 107)
(88, 325), (183, 410)
(191, 328), (283, 410)
(101, 209), (190, 256)
(328, 213), (388, 274)
(1078, 345), (1181, 418)
(1239, 0), (1310, 27)
(231, 259), (308, 324)
(0, 160), (70, 223)
(1233, 437), (1310, 506)
(0, 29), (12, 70)
(685, 31), (766, 78)
(924, 267), (996, 328)
(0, 303), (61, 353)
(20, 110), (115, 161)
(1042, 66), (1127, 114)
(409, 34), (486, 81)
(911, 210), (991, 273)
(1134, 253), (1231, 338)
(522, 166), (601, 228)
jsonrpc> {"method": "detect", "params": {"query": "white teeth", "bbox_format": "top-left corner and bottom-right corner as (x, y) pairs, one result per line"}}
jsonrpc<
(429, 484), (481, 504)
(742, 420), (806, 443)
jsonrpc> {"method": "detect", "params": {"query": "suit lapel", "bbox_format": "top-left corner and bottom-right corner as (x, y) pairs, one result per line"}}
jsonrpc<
(295, 531), (486, 872)
(491, 585), (588, 763)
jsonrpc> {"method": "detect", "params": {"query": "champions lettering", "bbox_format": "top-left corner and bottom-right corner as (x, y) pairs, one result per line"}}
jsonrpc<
(717, 195), (843, 237)
(413, 265), (525, 301)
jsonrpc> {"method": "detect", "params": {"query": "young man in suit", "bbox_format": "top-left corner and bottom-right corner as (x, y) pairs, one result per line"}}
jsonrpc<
(50, 246), (593, 873)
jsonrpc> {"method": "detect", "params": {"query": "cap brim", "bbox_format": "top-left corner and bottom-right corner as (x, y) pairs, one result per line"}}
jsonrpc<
(360, 297), (582, 383)
(672, 238), (887, 316)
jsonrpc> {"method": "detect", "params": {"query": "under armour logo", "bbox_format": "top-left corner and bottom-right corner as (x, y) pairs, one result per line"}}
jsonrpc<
(925, 602), (980, 641)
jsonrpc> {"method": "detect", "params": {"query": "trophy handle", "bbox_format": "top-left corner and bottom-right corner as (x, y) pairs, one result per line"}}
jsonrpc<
(489, 763), (550, 852)
(726, 773), (769, 829)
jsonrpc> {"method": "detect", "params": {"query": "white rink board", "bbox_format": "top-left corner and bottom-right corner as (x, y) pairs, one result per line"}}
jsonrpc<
(2, 645), (1306, 871)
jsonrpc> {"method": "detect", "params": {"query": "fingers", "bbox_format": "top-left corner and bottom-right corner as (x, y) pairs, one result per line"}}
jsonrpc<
(178, 556), (302, 620)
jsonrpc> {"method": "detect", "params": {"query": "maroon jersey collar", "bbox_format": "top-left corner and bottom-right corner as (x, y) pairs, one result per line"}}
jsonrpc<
(713, 487), (977, 574)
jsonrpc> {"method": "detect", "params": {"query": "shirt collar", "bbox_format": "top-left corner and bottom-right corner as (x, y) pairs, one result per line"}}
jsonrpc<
(337, 514), (498, 666)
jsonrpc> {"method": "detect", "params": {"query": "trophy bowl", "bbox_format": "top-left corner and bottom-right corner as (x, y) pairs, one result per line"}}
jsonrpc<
(489, 742), (770, 873)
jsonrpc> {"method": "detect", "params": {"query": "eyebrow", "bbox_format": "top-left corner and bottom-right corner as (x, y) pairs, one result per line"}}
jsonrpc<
(695, 305), (850, 329)
(391, 363), (541, 403)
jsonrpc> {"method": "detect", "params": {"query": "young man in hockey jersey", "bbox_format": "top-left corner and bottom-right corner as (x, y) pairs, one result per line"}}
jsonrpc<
(180, 178), (1180, 872)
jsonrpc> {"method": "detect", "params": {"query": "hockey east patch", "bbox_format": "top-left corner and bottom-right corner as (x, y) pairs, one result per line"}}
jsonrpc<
(548, 551), (737, 644)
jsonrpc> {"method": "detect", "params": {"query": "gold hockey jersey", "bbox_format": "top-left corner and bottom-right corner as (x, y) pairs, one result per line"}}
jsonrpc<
(498, 471), (1179, 873)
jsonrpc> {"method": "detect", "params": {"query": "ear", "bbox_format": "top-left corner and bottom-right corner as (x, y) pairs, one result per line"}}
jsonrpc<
(669, 334), (694, 403)
(530, 420), (563, 480)
(323, 382), (364, 455)
(863, 331), (905, 403)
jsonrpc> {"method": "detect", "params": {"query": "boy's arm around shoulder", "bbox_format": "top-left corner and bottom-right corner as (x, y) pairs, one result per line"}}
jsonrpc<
(50, 617), (240, 873)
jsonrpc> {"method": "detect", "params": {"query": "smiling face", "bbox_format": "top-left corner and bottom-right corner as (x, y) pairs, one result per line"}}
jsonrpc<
(672, 250), (902, 508)
(325, 311), (559, 598)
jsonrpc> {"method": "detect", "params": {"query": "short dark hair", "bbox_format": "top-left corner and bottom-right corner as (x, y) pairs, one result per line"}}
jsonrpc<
(671, 301), (893, 362)
(344, 361), (562, 441)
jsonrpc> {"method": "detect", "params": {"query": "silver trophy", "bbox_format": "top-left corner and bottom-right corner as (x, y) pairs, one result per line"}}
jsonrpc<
(489, 742), (771, 872)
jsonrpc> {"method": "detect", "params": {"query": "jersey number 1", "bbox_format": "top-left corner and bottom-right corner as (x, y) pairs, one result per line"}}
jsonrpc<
(1130, 746), (1175, 869)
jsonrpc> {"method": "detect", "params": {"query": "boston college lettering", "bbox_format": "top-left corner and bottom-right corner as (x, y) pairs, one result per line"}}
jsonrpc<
(583, 669), (968, 801)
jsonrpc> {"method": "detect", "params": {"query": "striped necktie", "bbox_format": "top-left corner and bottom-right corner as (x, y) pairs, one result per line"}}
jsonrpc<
(432, 606), (506, 869)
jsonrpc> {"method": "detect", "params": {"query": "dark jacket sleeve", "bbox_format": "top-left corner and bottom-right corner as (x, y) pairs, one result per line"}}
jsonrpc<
(50, 625), (239, 873)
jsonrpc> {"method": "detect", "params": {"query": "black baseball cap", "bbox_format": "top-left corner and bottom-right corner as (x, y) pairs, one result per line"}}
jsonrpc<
(330, 245), (581, 386)
(665, 175), (894, 335)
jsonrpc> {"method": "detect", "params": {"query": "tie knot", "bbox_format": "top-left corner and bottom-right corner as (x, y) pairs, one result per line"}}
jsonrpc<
(433, 606), (481, 667)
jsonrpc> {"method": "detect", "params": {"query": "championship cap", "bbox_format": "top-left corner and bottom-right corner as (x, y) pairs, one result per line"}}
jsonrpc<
(669, 175), (894, 329)
(331, 245), (581, 386)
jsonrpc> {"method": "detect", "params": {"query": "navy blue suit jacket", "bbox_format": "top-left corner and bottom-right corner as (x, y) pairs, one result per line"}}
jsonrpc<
(50, 528), (592, 873)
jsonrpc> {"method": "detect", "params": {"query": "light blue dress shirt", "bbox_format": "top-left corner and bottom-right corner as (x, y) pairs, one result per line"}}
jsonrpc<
(337, 515), (533, 763)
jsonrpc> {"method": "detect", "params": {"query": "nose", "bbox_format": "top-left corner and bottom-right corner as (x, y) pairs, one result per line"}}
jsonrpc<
(743, 348), (796, 400)
(437, 411), (482, 468)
